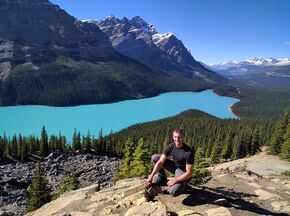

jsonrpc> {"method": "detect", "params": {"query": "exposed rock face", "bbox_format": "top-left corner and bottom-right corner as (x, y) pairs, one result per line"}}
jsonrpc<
(89, 16), (226, 84)
(0, 0), (114, 80)
(0, 151), (119, 216)
(24, 151), (290, 216)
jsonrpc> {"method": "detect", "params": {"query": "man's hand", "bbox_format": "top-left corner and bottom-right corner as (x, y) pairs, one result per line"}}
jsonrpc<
(167, 179), (176, 187)
(144, 176), (153, 185)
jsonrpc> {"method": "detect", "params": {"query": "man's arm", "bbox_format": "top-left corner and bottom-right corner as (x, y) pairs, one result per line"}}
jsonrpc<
(167, 163), (193, 186)
(144, 154), (167, 185)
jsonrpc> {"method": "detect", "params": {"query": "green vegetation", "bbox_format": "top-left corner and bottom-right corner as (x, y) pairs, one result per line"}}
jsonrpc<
(281, 169), (290, 176)
(191, 147), (212, 185)
(104, 109), (274, 159)
(27, 163), (51, 212)
(270, 111), (290, 160)
(113, 137), (150, 182)
(0, 57), (212, 106)
(53, 172), (79, 199)
(223, 85), (290, 119)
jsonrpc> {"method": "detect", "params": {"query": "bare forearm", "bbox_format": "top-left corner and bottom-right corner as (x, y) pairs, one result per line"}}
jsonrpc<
(175, 171), (192, 183)
(149, 161), (163, 179)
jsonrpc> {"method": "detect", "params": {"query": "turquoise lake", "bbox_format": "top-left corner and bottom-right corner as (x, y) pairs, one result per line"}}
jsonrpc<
(0, 90), (239, 142)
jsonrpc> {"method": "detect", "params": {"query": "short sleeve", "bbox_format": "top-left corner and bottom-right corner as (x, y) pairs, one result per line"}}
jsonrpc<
(162, 143), (173, 157)
(185, 151), (195, 165)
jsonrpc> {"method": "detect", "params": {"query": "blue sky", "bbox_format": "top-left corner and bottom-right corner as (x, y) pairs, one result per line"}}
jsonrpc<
(50, 0), (290, 64)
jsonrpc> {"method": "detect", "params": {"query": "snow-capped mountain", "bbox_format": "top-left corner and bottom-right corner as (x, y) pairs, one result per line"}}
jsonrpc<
(83, 16), (226, 84)
(210, 57), (290, 72)
(208, 57), (290, 87)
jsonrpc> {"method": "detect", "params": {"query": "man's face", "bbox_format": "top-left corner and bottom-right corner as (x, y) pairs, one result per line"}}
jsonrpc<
(173, 132), (183, 148)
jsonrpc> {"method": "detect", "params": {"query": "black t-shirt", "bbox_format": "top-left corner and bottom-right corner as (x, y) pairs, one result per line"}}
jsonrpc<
(162, 142), (195, 171)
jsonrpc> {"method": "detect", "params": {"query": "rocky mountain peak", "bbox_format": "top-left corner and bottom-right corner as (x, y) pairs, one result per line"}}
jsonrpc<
(94, 15), (226, 84)
(0, 0), (114, 65)
(131, 16), (157, 35)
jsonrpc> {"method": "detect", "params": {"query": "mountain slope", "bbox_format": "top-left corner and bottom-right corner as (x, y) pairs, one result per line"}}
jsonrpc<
(209, 57), (290, 87)
(86, 16), (226, 84)
(0, 0), (213, 106)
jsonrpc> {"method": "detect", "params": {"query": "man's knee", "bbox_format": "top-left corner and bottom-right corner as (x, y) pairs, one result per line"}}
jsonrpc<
(151, 154), (160, 163)
(169, 187), (182, 197)
(169, 183), (185, 197)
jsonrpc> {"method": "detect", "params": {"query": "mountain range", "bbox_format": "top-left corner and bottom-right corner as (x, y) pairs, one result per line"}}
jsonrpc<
(208, 57), (290, 87)
(84, 16), (225, 84)
(0, 0), (223, 106)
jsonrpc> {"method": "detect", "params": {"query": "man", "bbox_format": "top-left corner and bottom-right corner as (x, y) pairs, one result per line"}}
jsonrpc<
(145, 129), (194, 196)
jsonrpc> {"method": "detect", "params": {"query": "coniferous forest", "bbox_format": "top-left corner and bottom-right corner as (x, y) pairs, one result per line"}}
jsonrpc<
(2, 109), (287, 164)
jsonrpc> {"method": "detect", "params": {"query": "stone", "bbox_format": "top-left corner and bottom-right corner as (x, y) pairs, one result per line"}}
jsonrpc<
(58, 212), (71, 216)
(213, 198), (229, 206)
(124, 202), (167, 216)
(176, 209), (200, 216)
(206, 207), (232, 216)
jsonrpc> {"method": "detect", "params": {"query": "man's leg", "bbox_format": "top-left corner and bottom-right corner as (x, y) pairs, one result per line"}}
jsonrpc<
(151, 154), (176, 185)
(169, 168), (188, 197)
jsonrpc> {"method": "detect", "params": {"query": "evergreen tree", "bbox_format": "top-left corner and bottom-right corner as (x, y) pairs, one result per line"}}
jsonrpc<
(210, 134), (223, 164)
(49, 135), (57, 152)
(251, 129), (261, 155)
(221, 128), (234, 160)
(97, 129), (104, 154)
(0, 136), (3, 158)
(114, 137), (135, 181)
(3, 135), (10, 157)
(12, 134), (17, 157)
(40, 126), (48, 157)
(58, 172), (79, 195)
(194, 147), (203, 167)
(280, 124), (290, 161)
(72, 129), (81, 150)
(235, 133), (246, 159)
(84, 131), (91, 151)
(130, 138), (149, 177)
(270, 111), (289, 155)
(27, 163), (51, 212)
(19, 135), (27, 163)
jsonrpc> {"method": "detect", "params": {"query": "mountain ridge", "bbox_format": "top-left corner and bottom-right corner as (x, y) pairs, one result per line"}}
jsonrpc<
(85, 15), (226, 84)
(0, 0), (215, 107)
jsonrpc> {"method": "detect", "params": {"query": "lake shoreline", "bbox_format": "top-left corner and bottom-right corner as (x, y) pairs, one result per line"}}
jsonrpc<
(0, 90), (239, 141)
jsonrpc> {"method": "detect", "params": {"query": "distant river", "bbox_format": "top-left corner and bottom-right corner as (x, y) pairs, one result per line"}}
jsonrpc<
(0, 90), (239, 141)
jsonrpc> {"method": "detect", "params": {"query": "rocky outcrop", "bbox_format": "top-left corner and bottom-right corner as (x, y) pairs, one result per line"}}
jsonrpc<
(90, 16), (226, 84)
(0, 0), (114, 72)
(0, 151), (119, 216)
(24, 151), (290, 216)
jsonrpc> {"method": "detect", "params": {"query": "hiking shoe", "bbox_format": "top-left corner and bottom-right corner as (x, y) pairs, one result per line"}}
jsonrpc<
(144, 183), (162, 202)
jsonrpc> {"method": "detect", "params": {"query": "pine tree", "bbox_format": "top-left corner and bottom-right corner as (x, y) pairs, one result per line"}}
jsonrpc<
(194, 147), (203, 167)
(221, 128), (234, 160)
(12, 134), (17, 157)
(130, 138), (149, 177)
(84, 131), (91, 152)
(280, 124), (290, 161)
(210, 134), (223, 164)
(97, 129), (104, 154)
(72, 129), (81, 150)
(114, 137), (135, 181)
(0, 136), (3, 158)
(58, 172), (79, 195)
(27, 163), (51, 212)
(3, 134), (10, 157)
(19, 135), (27, 163)
(251, 129), (261, 155)
(40, 126), (48, 157)
(270, 111), (289, 155)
